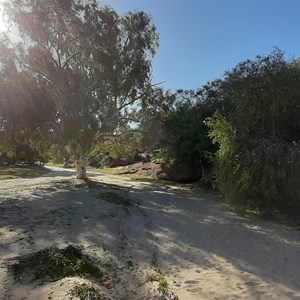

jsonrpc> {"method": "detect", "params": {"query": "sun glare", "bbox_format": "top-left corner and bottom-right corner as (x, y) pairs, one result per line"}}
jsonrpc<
(0, 2), (7, 32)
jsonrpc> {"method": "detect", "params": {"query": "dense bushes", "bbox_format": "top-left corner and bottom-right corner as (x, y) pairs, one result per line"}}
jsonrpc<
(0, 142), (49, 166)
(206, 50), (300, 215)
(160, 98), (217, 182)
(88, 136), (140, 168)
(207, 114), (300, 213)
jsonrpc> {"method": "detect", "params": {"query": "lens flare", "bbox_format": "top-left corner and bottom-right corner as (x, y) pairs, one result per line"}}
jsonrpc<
(0, 2), (7, 32)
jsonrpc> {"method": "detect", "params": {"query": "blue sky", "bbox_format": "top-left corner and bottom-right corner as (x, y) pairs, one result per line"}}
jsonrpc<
(103, 0), (300, 90)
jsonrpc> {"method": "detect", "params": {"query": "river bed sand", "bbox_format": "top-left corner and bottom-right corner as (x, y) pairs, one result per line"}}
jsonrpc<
(0, 167), (299, 299)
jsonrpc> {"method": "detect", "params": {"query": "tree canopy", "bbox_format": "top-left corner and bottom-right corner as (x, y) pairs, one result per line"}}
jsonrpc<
(0, 0), (159, 177)
(206, 49), (300, 214)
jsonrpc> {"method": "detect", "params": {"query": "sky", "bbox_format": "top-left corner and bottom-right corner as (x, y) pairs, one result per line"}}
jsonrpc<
(103, 0), (300, 90)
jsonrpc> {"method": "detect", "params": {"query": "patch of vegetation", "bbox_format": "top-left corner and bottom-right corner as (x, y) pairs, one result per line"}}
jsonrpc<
(126, 260), (135, 269)
(146, 268), (169, 294)
(205, 50), (300, 216)
(69, 283), (101, 300)
(88, 138), (139, 169)
(72, 178), (102, 189)
(74, 181), (90, 189)
(0, 166), (49, 180)
(74, 178), (110, 189)
(160, 98), (216, 183)
(90, 166), (195, 189)
(97, 192), (134, 207)
(265, 212), (300, 230)
(290, 220), (300, 230)
(11, 245), (102, 281)
(157, 278), (168, 294)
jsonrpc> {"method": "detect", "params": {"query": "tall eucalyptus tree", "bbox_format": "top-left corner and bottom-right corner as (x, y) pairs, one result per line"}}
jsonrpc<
(1, 0), (159, 177)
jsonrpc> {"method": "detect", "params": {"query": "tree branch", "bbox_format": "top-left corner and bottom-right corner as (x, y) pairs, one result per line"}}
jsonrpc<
(118, 81), (165, 111)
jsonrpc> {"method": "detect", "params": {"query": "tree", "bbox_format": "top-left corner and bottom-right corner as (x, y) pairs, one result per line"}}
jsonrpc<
(160, 91), (217, 182)
(0, 45), (56, 164)
(1, 0), (159, 178)
(220, 49), (300, 141)
(206, 50), (300, 214)
(133, 87), (176, 151)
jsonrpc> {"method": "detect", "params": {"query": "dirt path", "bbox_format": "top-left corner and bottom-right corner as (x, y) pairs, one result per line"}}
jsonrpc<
(0, 167), (299, 299)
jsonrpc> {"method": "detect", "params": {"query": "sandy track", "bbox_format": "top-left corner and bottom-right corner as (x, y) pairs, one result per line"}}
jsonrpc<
(0, 167), (299, 299)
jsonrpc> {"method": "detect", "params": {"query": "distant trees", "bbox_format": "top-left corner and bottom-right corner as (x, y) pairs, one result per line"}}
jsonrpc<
(0, 0), (158, 177)
(88, 133), (141, 168)
(135, 88), (176, 151)
(86, 88), (176, 168)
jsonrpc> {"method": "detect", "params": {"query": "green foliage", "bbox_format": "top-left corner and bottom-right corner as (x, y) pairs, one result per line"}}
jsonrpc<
(89, 137), (139, 168)
(69, 283), (101, 300)
(158, 278), (168, 294)
(101, 140), (135, 162)
(205, 112), (236, 159)
(0, 141), (49, 166)
(74, 258), (102, 278)
(221, 49), (300, 142)
(160, 96), (217, 182)
(134, 88), (176, 151)
(1, 0), (159, 167)
(206, 50), (300, 215)
(11, 245), (102, 280)
(47, 144), (69, 164)
(146, 268), (169, 294)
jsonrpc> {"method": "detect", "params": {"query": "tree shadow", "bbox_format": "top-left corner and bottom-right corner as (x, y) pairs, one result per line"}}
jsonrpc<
(128, 185), (300, 295)
(0, 175), (299, 298)
(0, 165), (49, 179)
(0, 181), (156, 298)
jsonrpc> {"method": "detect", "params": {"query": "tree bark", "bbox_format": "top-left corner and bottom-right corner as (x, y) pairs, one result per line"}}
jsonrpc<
(75, 157), (87, 179)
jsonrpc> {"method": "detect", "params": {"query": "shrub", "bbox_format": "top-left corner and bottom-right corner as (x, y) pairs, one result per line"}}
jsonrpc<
(160, 100), (217, 182)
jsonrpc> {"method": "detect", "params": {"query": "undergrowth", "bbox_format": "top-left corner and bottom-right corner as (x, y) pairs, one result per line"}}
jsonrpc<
(146, 268), (169, 294)
(11, 245), (102, 281)
(69, 283), (101, 300)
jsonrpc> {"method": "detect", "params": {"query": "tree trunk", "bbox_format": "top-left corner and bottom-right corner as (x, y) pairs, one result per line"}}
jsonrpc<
(75, 157), (87, 179)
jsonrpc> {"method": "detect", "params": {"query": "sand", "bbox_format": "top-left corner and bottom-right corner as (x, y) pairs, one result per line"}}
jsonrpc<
(0, 167), (299, 300)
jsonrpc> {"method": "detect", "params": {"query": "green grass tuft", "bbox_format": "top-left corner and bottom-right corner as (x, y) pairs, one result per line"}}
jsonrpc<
(69, 283), (101, 300)
(11, 245), (102, 281)
(146, 268), (168, 294)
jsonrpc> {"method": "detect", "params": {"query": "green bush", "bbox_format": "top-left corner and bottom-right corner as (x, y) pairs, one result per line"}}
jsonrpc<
(208, 112), (300, 213)
(69, 283), (100, 300)
(206, 50), (300, 216)
(88, 138), (139, 168)
(11, 245), (102, 280)
(160, 100), (217, 182)
(47, 144), (68, 164)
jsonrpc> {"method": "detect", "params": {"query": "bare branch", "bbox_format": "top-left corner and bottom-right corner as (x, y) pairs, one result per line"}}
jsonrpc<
(118, 81), (165, 111)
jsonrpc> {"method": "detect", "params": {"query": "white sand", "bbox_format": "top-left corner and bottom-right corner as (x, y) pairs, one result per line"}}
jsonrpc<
(0, 167), (299, 299)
